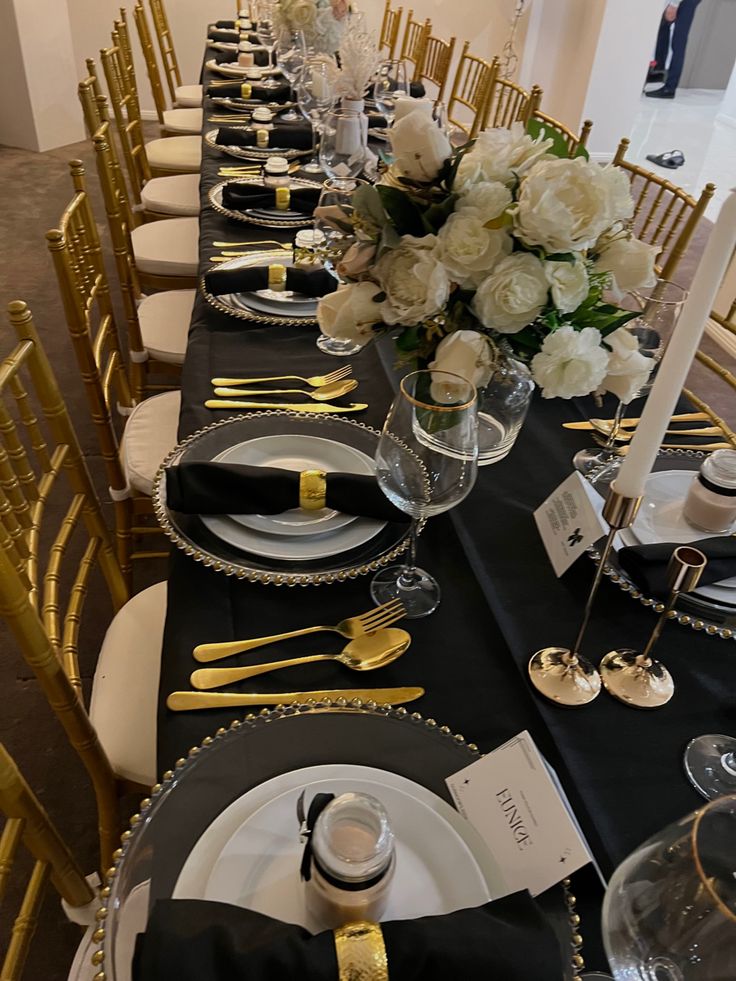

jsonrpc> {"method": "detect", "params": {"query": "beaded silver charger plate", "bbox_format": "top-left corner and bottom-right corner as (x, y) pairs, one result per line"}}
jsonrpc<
(588, 448), (736, 640)
(209, 177), (321, 228)
(98, 702), (582, 981)
(205, 127), (310, 162)
(153, 412), (413, 585)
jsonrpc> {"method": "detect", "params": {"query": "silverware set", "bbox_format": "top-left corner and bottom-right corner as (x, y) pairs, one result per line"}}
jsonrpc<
(205, 365), (367, 412)
(563, 411), (732, 452)
(208, 238), (293, 263)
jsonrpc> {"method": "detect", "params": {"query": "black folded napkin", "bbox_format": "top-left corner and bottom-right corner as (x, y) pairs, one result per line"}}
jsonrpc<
(208, 80), (292, 102)
(618, 536), (736, 599)
(166, 462), (409, 523)
(209, 28), (239, 42)
(367, 112), (388, 128)
(133, 893), (561, 981)
(212, 47), (271, 67)
(222, 182), (320, 214)
(205, 264), (338, 298)
(410, 80), (426, 98)
(215, 124), (309, 149)
(213, 19), (238, 28)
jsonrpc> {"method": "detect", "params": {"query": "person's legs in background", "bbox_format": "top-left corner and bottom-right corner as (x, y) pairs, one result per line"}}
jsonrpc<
(652, 13), (672, 77)
(648, 0), (702, 98)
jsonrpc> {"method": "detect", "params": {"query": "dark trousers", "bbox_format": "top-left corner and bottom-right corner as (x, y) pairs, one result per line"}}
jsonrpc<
(654, 0), (702, 92)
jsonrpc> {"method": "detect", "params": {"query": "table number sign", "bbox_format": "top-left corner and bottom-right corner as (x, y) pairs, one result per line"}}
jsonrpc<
(533, 471), (607, 577)
(446, 731), (593, 897)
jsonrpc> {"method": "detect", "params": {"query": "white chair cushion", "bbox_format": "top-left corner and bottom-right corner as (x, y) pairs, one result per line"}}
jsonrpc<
(175, 83), (203, 107)
(163, 107), (203, 134)
(131, 217), (199, 278)
(120, 389), (181, 497)
(146, 134), (201, 173)
(89, 581), (167, 786)
(138, 289), (195, 364)
(141, 173), (200, 217)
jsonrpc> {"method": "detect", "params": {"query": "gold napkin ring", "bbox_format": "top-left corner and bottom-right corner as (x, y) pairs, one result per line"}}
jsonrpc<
(240, 82), (252, 99)
(268, 263), (287, 291)
(299, 469), (327, 510)
(256, 128), (269, 148)
(334, 922), (389, 981)
(275, 186), (291, 211)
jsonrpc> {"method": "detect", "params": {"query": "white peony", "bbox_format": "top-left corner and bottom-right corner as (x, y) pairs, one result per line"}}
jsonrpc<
(376, 235), (451, 325)
(531, 326), (610, 399)
(390, 112), (452, 183)
(453, 122), (553, 191)
(455, 180), (513, 224)
(436, 212), (512, 288)
(598, 326), (653, 403)
(544, 258), (589, 314)
(316, 282), (384, 345)
(472, 253), (549, 334)
(513, 157), (636, 254)
(593, 235), (659, 300)
(429, 330), (495, 393)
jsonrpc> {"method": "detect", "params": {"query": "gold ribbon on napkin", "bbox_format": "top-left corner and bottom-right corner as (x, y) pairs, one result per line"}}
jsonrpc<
(334, 922), (389, 981)
(240, 82), (252, 99)
(299, 469), (327, 510)
(275, 187), (291, 211)
(256, 128), (269, 148)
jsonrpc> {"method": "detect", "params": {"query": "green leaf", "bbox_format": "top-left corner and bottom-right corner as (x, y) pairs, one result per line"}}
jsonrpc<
(421, 194), (458, 234)
(352, 185), (388, 229)
(395, 325), (420, 352)
(376, 185), (426, 238)
(573, 143), (590, 161)
(526, 118), (570, 159)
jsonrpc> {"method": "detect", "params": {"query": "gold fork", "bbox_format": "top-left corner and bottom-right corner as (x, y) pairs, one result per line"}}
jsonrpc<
(193, 599), (406, 662)
(213, 378), (358, 400)
(211, 366), (352, 388)
(211, 239), (292, 247)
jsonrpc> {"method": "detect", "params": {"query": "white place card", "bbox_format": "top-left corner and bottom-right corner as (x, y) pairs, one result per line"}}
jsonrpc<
(446, 731), (592, 897)
(533, 471), (607, 577)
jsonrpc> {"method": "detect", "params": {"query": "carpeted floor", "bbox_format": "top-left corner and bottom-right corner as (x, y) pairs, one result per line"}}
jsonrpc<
(0, 128), (733, 979)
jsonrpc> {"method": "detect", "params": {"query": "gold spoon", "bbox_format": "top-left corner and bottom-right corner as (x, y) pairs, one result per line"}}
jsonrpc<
(189, 628), (412, 690)
(212, 379), (358, 401)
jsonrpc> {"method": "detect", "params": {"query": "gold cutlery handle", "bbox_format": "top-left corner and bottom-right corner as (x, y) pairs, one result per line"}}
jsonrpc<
(213, 387), (313, 396)
(212, 375), (306, 384)
(563, 411), (709, 431)
(194, 625), (333, 662)
(191, 654), (333, 689)
(167, 687), (424, 711)
(204, 400), (367, 413)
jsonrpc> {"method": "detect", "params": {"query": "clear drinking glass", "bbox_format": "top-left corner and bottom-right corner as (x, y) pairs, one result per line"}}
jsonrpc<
(574, 281), (688, 482)
(373, 59), (409, 126)
(255, 1), (278, 84)
(275, 27), (306, 120)
(371, 370), (479, 618)
(684, 734), (736, 800)
(319, 108), (366, 188)
(602, 794), (736, 980)
(296, 58), (337, 174)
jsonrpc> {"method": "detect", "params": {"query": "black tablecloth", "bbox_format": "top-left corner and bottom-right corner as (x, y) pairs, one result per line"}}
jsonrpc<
(156, 54), (735, 972)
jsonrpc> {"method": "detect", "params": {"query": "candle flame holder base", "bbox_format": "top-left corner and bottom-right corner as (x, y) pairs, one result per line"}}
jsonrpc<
(599, 648), (674, 708)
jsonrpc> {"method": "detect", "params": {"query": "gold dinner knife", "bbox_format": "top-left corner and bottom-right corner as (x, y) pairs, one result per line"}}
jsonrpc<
(204, 399), (368, 413)
(167, 687), (424, 711)
(562, 412), (709, 431)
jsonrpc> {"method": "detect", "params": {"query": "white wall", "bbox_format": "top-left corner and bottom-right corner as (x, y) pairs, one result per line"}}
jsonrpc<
(0, 1), (37, 150)
(717, 53), (736, 128)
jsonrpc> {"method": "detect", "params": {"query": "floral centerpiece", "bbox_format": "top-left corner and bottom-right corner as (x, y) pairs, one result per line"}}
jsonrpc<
(316, 115), (660, 401)
(276, 0), (348, 54)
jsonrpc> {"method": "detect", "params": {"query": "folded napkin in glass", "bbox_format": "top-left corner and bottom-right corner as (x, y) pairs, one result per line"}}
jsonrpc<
(222, 181), (320, 214)
(204, 265), (338, 298)
(133, 893), (561, 981)
(208, 80), (292, 102)
(166, 462), (409, 523)
(215, 124), (310, 149)
(618, 536), (736, 598)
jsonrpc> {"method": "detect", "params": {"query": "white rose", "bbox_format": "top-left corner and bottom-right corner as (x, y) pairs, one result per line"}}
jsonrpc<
(436, 212), (512, 288)
(429, 330), (495, 397)
(531, 326), (609, 399)
(598, 326), (653, 403)
(316, 282), (383, 345)
(472, 253), (549, 334)
(376, 235), (451, 325)
(597, 166), (635, 224)
(544, 258), (589, 314)
(455, 180), (513, 223)
(454, 122), (553, 190)
(390, 112), (452, 183)
(594, 236), (659, 300)
(513, 157), (633, 254)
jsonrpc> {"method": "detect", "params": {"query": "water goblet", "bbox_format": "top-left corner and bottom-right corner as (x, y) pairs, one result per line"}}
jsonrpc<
(319, 108), (365, 189)
(255, 1), (279, 85)
(296, 58), (337, 174)
(275, 27), (306, 120)
(370, 370), (479, 618)
(684, 733), (736, 800)
(373, 60), (409, 127)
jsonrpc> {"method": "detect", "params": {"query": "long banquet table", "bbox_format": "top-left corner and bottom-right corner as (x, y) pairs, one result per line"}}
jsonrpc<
(154, 46), (736, 968)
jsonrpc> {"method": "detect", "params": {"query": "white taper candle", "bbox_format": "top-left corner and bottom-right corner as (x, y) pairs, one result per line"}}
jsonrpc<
(615, 190), (736, 499)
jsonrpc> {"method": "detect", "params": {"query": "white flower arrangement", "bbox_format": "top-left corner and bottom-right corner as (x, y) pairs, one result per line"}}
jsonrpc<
(334, 14), (381, 101)
(276, 0), (347, 54)
(315, 114), (660, 401)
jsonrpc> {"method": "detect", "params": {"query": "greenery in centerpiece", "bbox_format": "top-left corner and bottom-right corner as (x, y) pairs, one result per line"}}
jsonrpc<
(316, 115), (660, 401)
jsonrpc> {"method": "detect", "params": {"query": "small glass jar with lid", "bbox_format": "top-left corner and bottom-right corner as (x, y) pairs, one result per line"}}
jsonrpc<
(262, 156), (290, 188)
(683, 448), (736, 533)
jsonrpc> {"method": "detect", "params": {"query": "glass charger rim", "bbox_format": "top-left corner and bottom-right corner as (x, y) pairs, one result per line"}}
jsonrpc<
(587, 448), (736, 641)
(209, 178), (318, 228)
(152, 410), (412, 585)
(205, 128), (310, 162)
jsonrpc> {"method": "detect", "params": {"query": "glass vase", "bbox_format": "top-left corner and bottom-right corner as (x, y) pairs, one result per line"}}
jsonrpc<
(477, 347), (534, 465)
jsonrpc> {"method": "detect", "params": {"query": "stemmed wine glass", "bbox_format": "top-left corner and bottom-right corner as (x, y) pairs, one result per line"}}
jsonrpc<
(275, 27), (306, 121)
(371, 370), (479, 618)
(296, 58), (337, 174)
(373, 60), (409, 127)
(574, 281), (688, 482)
(255, 1), (279, 86)
(602, 794), (736, 980)
(684, 734), (736, 799)
(319, 108), (366, 189)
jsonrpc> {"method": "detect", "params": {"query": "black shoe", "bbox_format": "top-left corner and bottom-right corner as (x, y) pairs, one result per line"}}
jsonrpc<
(646, 68), (666, 83)
(646, 87), (675, 99)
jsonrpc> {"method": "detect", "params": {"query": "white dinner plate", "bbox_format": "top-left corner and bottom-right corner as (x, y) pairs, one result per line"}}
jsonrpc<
(633, 471), (710, 546)
(174, 764), (506, 927)
(212, 434), (374, 536)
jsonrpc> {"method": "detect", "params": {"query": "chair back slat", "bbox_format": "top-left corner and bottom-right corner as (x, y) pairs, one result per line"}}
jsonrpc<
(400, 11), (430, 81)
(100, 45), (151, 204)
(134, 0), (168, 122)
(149, 0), (182, 101)
(447, 41), (494, 139)
(379, 0), (403, 59)
(420, 32), (455, 102)
(529, 105), (593, 155)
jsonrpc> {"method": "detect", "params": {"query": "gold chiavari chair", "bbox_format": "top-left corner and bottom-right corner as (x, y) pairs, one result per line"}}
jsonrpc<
(447, 41), (494, 140)
(379, 0), (403, 60)
(418, 31), (456, 102)
(79, 63), (200, 219)
(0, 744), (97, 980)
(613, 137), (716, 283)
(148, 0), (203, 108)
(0, 301), (166, 870)
(528, 102), (593, 157)
(128, 3), (202, 135)
(46, 164), (180, 581)
(399, 10), (431, 83)
(480, 58), (537, 131)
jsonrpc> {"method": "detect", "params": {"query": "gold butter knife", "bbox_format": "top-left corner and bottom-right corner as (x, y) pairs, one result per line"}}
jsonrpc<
(205, 399), (367, 413)
(167, 687), (424, 711)
(563, 412), (709, 431)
